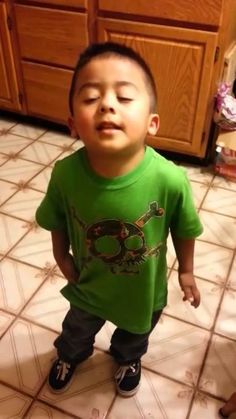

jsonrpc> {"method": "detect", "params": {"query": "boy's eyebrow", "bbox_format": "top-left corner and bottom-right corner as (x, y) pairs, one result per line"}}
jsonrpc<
(77, 81), (138, 93)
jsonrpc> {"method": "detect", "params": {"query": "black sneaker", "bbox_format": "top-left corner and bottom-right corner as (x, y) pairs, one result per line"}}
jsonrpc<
(115, 361), (141, 397)
(48, 358), (77, 392)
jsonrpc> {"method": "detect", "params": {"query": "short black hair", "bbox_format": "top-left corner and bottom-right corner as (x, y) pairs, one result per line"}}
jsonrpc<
(69, 42), (158, 115)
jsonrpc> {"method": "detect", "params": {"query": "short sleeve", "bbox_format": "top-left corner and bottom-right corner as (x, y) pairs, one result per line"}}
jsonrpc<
(170, 171), (203, 238)
(35, 163), (67, 231)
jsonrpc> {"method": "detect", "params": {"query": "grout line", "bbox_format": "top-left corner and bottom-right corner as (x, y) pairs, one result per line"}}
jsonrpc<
(162, 312), (212, 333)
(199, 207), (236, 221)
(5, 129), (49, 142)
(105, 394), (117, 418)
(0, 253), (55, 272)
(22, 399), (79, 419)
(185, 249), (236, 418)
(0, 227), (32, 261)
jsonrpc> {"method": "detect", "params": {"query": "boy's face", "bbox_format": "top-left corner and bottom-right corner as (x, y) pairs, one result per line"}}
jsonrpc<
(69, 56), (159, 157)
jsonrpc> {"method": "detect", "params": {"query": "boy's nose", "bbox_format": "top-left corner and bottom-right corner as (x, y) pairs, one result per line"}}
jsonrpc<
(99, 104), (115, 113)
(99, 93), (116, 114)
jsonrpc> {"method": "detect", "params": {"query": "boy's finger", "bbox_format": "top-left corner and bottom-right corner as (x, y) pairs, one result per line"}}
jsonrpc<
(182, 286), (193, 302)
(182, 286), (200, 308)
(191, 287), (201, 308)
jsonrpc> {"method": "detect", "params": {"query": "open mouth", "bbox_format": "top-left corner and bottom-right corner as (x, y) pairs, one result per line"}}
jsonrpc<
(96, 122), (121, 131)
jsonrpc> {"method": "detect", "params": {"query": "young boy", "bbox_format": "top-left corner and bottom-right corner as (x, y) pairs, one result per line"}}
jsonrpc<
(36, 42), (203, 397)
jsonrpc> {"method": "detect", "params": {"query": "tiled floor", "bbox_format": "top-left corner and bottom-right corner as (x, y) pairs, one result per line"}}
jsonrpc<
(0, 116), (235, 419)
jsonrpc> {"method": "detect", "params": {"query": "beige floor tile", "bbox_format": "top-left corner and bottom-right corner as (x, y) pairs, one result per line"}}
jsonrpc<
(0, 117), (17, 131)
(199, 334), (236, 399)
(9, 123), (46, 139)
(22, 275), (69, 332)
(38, 130), (74, 146)
(189, 392), (228, 419)
(202, 186), (236, 217)
(215, 288), (236, 340)
(0, 318), (57, 396)
(180, 164), (214, 184)
(1, 188), (45, 221)
(167, 234), (176, 268)
(165, 271), (223, 329)
(212, 174), (236, 192)
(0, 132), (33, 155)
(0, 213), (27, 254)
(0, 258), (45, 314)
(26, 401), (73, 418)
(71, 139), (84, 151)
(228, 255), (236, 290)
(108, 370), (193, 419)
(0, 157), (44, 183)
(142, 315), (209, 385)
(190, 181), (208, 208)
(20, 141), (64, 165)
(175, 240), (234, 284)
(0, 383), (32, 418)
(39, 351), (116, 418)
(199, 210), (236, 249)
(29, 166), (52, 192)
(0, 310), (14, 336)
(10, 224), (55, 268)
(0, 180), (17, 206)
(57, 144), (83, 159)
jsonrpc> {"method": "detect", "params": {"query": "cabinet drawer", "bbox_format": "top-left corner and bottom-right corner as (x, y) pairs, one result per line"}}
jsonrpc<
(15, 0), (87, 8)
(99, 0), (222, 27)
(22, 62), (72, 123)
(15, 5), (88, 68)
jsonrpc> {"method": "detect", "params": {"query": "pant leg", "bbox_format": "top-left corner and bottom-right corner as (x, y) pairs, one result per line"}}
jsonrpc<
(54, 305), (105, 364)
(109, 309), (163, 365)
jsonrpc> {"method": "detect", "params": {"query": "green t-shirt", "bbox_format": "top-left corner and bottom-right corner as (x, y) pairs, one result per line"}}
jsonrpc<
(36, 146), (203, 333)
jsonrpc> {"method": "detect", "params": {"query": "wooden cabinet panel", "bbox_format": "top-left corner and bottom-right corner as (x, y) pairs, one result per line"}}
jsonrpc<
(99, 0), (222, 27)
(98, 18), (217, 156)
(0, 3), (21, 111)
(15, 5), (88, 68)
(15, 0), (87, 8)
(22, 62), (72, 123)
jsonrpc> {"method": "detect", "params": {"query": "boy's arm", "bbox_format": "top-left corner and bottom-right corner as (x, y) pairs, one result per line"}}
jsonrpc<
(51, 230), (79, 284)
(171, 235), (200, 308)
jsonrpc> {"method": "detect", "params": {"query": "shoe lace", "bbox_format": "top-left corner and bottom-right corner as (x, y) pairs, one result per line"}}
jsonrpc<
(115, 363), (137, 385)
(56, 360), (71, 381)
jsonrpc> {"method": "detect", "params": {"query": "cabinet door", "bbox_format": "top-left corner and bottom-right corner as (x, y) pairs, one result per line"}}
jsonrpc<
(0, 3), (21, 111)
(15, 5), (88, 68)
(98, 18), (217, 157)
(22, 62), (72, 124)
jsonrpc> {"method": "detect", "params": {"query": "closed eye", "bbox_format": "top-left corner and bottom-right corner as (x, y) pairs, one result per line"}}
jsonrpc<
(83, 97), (99, 104)
(117, 97), (133, 103)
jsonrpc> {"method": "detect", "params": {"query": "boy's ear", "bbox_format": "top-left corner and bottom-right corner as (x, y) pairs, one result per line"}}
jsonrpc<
(68, 116), (77, 138)
(147, 114), (160, 136)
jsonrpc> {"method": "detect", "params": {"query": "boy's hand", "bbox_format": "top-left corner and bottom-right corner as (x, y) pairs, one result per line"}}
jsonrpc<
(59, 254), (79, 284)
(178, 272), (200, 308)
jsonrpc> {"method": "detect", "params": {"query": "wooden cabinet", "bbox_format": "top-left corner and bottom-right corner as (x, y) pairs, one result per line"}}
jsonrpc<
(98, 0), (222, 28)
(98, 18), (217, 156)
(22, 62), (72, 123)
(0, 1), (21, 111)
(15, 5), (88, 68)
(14, 2), (88, 124)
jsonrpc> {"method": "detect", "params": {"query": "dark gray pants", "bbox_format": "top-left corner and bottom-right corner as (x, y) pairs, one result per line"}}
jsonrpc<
(54, 305), (162, 366)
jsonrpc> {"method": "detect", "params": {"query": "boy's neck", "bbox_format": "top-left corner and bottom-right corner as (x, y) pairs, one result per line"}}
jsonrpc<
(86, 147), (146, 178)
